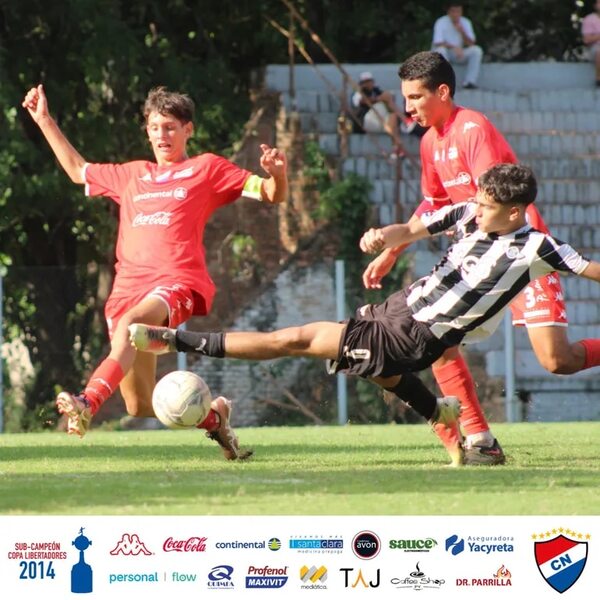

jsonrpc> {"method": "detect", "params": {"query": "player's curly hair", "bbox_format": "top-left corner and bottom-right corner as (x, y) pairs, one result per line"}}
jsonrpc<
(143, 87), (195, 124)
(398, 51), (456, 98)
(478, 164), (537, 206)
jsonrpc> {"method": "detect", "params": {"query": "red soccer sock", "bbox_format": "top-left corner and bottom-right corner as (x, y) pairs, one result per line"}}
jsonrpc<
(197, 410), (219, 432)
(580, 339), (600, 370)
(83, 358), (125, 414)
(432, 354), (489, 436)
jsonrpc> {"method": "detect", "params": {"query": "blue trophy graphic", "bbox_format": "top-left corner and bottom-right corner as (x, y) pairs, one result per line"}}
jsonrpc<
(71, 527), (93, 593)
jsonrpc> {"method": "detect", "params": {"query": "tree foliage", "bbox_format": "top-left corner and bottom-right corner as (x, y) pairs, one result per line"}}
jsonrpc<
(0, 0), (593, 427)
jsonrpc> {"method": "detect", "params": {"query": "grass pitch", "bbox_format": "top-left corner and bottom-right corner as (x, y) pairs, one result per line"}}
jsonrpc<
(0, 422), (598, 515)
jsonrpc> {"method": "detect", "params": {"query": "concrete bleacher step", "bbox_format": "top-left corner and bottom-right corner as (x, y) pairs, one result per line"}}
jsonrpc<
(283, 88), (600, 114)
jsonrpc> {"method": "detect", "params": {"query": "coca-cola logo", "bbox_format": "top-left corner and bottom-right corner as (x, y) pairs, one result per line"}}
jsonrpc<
(163, 536), (207, 552)
(132, 211), (173, 227)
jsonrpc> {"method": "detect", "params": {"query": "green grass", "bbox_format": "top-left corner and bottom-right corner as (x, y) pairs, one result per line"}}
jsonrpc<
(0, 422), (598, 515)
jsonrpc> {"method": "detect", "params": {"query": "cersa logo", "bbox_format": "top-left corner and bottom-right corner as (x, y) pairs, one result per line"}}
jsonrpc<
(352, 531), (381, 559)
(533, 527), (590, 593)
(110, 533), (153, 556)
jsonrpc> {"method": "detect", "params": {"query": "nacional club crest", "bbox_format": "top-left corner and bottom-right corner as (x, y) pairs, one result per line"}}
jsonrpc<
(533, 530), (589, 593)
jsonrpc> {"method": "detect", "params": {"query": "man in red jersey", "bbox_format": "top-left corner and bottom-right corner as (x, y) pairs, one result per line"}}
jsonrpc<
(362, 51), (600, 466)
(22, 84), (288, 459)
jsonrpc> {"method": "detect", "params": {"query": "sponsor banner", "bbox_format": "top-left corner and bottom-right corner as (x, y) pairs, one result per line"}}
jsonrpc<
(0, 516), (596, 599)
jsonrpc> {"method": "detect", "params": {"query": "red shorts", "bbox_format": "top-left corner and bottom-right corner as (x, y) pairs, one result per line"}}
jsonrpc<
(510, 273), (568, 327)
(105, 283), (197, 339)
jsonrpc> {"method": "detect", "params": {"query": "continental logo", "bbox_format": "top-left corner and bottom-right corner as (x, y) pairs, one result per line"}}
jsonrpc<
(389, 538), (438, 552)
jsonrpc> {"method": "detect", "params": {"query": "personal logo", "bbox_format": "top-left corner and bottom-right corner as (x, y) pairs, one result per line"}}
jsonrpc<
(389, 537), (438, 552)
(245, 566), (288, 589)
(163, 536), (207, 552)
(533, 528), (589, 593)
(390, 562), (445, 591)
(208, 565), (234, 589)
(445, 534), (465, 556)
(71, 527), (93, 594)
(173, 187), (188, 200)
(300, 565), (328, 589)
(268, 538), (282, 551)
(340, 567), (380, 589)
(288, 535), (343, 554)
(352, 531), (380, 559)
(456, 565), (512, 587)
(110, 533), (153, 556)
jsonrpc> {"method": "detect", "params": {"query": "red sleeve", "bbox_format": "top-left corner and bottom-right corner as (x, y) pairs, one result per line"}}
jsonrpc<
(419, 131), (451, 210)
(461, 117), (517, 183)
(84, 162), (139, 205)
(205, 154), (252, 207)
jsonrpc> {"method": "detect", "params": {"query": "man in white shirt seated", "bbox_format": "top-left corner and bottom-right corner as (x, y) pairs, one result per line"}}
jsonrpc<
(432, 3), (483, 89)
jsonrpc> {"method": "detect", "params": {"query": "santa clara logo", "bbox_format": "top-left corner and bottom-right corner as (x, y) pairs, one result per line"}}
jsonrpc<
(533, 527), (589, 593)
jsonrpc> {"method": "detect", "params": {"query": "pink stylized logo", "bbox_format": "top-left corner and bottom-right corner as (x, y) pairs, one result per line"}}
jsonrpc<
(109, 533), (153, 556)
(163, 536), (207, 552)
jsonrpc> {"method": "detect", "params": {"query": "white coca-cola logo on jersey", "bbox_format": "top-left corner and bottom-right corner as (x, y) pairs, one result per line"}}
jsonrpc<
(132, 211), (173, 227)
(174, 187), (188, 200)
(163, 536), (207, 552)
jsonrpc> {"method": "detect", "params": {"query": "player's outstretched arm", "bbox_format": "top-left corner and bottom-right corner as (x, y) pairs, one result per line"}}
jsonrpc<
(22, 84), (86, 184)
(580, 261), (600, 283)
(360, 218), (429, 255)
(259, 143), (288, 204)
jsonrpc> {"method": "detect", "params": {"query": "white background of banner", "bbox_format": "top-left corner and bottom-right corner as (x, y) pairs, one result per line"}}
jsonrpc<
(0, 516), (596, 599)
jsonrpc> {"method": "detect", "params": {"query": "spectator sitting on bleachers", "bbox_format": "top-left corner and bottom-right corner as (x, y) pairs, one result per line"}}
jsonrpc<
(432, 2), (483, 89)
(581, 0), (600, 87)
(350, 71), (409, 158)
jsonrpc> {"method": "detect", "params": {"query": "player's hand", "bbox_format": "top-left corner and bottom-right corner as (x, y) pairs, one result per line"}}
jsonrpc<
(362, 248), (398, 289)
(22, 84), (50, 124)
(453, 47), (465, 61)
(259, 144), (287, 178)
(360, 227), (387, 255)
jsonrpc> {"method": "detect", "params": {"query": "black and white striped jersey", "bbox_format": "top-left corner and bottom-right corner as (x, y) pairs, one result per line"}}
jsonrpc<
(407, 202), (590, 346)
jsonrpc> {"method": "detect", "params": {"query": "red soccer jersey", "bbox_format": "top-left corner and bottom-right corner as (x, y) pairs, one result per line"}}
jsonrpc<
(84, 153), (252, 314)
(415, 106), (549, 233)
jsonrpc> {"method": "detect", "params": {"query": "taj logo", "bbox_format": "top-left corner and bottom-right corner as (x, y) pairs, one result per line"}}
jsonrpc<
(534, 529), (589, 593)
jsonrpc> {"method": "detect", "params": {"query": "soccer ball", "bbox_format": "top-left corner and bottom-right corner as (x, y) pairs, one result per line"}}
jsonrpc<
(152, 370), (212, 429)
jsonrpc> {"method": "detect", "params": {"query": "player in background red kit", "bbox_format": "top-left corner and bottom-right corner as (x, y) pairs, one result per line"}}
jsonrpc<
(22, 84), (288, 459)
(362, 52), (600, 466)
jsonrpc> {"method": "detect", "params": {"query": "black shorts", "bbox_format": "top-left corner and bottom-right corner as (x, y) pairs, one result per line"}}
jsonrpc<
(329, 289), (448, 378)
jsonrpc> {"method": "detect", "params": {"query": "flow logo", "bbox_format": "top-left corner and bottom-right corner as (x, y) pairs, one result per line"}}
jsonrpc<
(71, 527), (93, 594)
(534, 529), (589, 593)
(445, 534), (465, 555)
(352, 531), (381, 559)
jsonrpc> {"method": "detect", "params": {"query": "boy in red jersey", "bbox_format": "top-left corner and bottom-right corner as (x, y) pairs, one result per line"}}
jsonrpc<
(362, 52), (600, 465)
(22, 84), (288, 459)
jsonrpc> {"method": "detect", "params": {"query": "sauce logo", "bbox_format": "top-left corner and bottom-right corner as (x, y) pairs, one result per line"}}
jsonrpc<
(533, 528), (589, 593)
(389, 537), (437, 552)
(352, 531), (380, 559)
